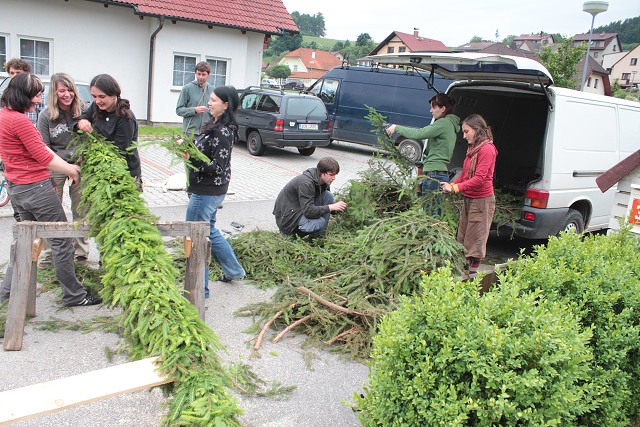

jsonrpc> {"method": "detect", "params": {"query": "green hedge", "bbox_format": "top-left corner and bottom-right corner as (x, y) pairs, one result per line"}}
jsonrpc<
(507, 230), (640, 426)
(355, 268), (597, 426)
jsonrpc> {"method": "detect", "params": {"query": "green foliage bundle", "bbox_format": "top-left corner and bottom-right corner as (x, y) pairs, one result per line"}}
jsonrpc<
(134, 133), (211, 171)
(233, 182), (464, 357)
(506, 229), (640, 426)
(355, 268), (598, 426)
(72, 132), (242, 426)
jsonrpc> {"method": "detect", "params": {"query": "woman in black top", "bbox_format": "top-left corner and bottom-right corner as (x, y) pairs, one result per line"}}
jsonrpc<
(77, 74), (142, 189)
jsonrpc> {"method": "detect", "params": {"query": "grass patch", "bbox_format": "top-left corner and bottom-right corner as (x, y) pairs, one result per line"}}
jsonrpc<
(138, 124), (181, 137)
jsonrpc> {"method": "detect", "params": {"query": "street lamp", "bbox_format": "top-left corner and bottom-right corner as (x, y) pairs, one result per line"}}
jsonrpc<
(580, 1), (608, 91)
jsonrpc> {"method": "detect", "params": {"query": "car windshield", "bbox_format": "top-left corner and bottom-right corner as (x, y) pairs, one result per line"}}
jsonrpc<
(286, 98), (326, 119)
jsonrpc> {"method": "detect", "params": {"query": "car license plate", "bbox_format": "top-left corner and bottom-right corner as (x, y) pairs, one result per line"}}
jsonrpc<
(298, 124), (318, 130)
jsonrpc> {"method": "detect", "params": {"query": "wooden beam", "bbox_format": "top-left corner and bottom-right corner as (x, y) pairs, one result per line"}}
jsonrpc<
(0, 357), (172, 425)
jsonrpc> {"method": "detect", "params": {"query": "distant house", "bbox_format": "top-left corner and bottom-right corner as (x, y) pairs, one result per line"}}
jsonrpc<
(572, 32), (621, 65)
(278, 48), (342, 87)
(369, 29), (449, 56)
(603, 44), (640, 88)
(596, 149), (640, 234)
(577, 55), (612, 96)
(512, 34), (555, 53)
(2, 0), (297, 124)
(457, 42), (538, 60)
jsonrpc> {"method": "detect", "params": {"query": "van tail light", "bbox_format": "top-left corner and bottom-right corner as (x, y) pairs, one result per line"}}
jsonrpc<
(274, 119), (284, 132)
(327, 120), (333, 133)
(525, 188), (549, 209)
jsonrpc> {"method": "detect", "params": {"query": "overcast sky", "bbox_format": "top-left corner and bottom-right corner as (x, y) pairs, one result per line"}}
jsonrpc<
(281, 0), (640, 47)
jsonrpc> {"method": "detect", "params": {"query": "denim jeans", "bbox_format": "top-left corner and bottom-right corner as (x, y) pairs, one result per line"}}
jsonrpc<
(185, 193), (245, 297)
(421, 170), (450, 216)
(0, 179), (86, 305)
(298, 191), (334, 236)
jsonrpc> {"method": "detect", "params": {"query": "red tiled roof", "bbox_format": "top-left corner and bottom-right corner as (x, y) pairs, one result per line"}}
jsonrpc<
(106, 0), (298, 34)
(573, 32), (618, 41)
(513, 34), (553, 41)
(393, 31), (449, 52)
(289, 69), (328, 80)
(284, 48), (342, 72)
(369, 31), (449, 55)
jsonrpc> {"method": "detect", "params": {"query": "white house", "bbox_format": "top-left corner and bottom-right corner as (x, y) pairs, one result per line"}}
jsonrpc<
(1, 0), (298, 124)
(603, 44), (640, 88)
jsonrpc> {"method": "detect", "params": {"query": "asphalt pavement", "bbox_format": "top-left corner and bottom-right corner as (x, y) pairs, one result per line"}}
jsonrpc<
(0, 141), (378, 427)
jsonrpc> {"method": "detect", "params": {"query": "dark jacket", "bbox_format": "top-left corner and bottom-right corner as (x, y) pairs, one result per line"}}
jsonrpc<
(187, 123), (237, 196)
(273, 167), (330, 235)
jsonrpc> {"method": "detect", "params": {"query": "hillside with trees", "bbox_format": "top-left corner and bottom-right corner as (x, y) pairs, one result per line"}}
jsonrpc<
(593, 15), (640, 50)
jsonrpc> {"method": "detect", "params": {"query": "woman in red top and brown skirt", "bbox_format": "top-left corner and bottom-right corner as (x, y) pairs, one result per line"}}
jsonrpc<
(441, 114), (498, 275)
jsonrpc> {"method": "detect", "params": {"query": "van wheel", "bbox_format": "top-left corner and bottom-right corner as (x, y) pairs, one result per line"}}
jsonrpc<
(298, 147), (316, 156)
(559, 209), (585, 235)
(247, 131), (266, 156)
(397, 139), (422, 164)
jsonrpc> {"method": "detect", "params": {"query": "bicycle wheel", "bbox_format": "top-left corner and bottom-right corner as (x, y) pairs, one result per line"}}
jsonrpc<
(0, 180), (9, 207)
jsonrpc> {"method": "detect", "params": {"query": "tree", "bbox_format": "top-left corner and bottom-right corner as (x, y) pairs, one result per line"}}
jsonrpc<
(501, 35), (517, 45)
(470, 36), (483, 43)
(291, 11), (326, 37)
(539, 38), (586, 89)
(269, 64), (291, 81)
(332, 41), (345, 51)
(356, 33), (373, 47)
(265, 33), (303, 56)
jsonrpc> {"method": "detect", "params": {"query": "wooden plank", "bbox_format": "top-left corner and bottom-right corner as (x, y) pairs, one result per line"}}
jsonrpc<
(3, 224), (37, 351)
(0, 357), (172, 425)
(11, 221), (198, 238)
(184, 222), (209, 319)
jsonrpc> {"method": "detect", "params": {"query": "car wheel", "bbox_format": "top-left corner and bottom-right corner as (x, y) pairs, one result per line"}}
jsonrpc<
(397, 138), (422, 164)
(558, 209), (585, 235)
(247, 131), (266, 156)
(298, 147), (316, 156)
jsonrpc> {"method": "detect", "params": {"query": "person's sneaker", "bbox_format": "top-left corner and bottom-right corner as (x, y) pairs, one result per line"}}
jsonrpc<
(75, 256), (89, 263)
(219, 274), (233, 283)
(66, 294), (103, 307)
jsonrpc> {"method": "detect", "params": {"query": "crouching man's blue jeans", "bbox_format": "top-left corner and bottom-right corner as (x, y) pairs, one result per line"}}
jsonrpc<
(297, 190), (334, 236)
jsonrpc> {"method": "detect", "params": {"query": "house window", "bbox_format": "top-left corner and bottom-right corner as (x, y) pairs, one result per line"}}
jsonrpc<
(293, 64), (298, 72)
(631, 58), (638, 66)
(613, 44), (617, 51)
(387, 46), (394, 53)
(593, 51), (599, 58)
(587, 77), (591, 87)
(399, 46), (406, 53)
(0, 36), (6, 72)
(594, 78), (599, 89)
(206, 58), (228, 87)
(622, 73), (631, 81)
(20, 38), (50, 75)
(173, 55), (197, 86)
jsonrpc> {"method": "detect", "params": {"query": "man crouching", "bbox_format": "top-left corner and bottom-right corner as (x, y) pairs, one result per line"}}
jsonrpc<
(273, 157), (347, 237)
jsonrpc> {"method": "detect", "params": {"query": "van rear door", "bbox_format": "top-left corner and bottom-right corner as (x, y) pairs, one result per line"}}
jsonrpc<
(370, 52), (553, 85)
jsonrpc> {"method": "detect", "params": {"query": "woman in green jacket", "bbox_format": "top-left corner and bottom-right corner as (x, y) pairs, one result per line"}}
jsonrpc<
(386, 93), (460, 197)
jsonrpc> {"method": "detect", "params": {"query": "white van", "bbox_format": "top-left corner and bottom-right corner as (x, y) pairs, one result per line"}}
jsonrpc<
(371, 52), (640, 239)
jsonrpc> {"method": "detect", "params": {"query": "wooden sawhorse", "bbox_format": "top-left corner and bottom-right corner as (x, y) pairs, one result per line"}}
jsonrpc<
(2, 220), (210, 351)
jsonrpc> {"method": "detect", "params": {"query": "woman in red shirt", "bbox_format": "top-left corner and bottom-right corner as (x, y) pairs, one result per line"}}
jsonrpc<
(0, 73), (101, 307)
(441, 114), (498, 275)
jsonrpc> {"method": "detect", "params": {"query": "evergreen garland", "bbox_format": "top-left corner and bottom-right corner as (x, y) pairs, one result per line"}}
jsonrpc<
(72, 131), (242, 426)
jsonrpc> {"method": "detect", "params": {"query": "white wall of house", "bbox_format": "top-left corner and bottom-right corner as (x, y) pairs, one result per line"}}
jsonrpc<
(279, 57), (307, 73)
(2, 0), (265, 124)
(608, 45), (640, 88)
(583, 73), (607, 96)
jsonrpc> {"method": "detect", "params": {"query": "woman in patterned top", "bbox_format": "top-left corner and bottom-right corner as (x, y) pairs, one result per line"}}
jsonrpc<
(185, 85), (245, 298)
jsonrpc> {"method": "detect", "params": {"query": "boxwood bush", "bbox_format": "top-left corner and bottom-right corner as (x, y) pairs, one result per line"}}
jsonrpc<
(355, 268), (597, 426)
(506, 229), (640, 426)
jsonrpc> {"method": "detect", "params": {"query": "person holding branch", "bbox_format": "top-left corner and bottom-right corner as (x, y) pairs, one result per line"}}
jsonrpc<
(441, 114), (497, 276)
